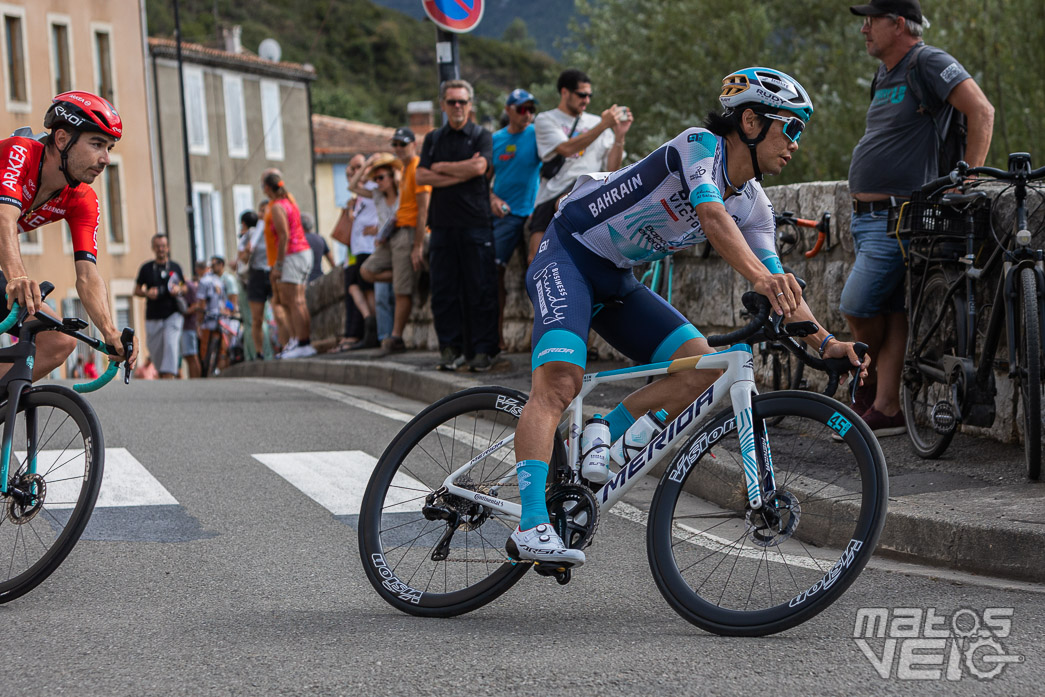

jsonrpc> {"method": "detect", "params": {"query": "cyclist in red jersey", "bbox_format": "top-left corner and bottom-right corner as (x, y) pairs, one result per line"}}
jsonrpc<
(0, 91), (138, 379)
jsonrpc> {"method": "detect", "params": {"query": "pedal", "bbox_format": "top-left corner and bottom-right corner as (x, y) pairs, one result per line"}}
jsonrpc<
(533, 563), (572, 585)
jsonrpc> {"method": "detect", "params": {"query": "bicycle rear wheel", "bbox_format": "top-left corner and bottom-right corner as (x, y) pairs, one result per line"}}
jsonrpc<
(1016, 267), (1042, 480)
(902, 269), (966, 458)
(358, 386), (567, 617)
(647, 391), (888, 636)
(0, 386), (104, 603)
(202, 335), (221, 378)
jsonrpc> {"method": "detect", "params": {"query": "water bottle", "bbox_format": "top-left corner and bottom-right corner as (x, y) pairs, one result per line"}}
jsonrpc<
(610, 409), (668, 466)
(580, 415), (612, 484)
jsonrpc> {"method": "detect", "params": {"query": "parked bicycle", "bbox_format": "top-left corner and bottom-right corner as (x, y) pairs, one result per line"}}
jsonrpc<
(200, 310), (244, 378)
(901, 153), (1045, 480)
(774, 210), (831, 259)
(358, 291), (884, 636)
(0, 282), (134, 602)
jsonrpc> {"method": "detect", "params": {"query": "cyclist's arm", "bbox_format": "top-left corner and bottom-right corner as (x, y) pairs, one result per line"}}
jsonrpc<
(696, 201), (800, 317)
(75, 259), (137, 367)
(0, 202), (41, 313)
(790, 297), (869, 373)
(947, 79), (994, 168)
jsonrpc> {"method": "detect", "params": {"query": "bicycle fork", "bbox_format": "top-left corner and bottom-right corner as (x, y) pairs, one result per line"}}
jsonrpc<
(729, 370), (777, 512)
(0, 380), (35, 500)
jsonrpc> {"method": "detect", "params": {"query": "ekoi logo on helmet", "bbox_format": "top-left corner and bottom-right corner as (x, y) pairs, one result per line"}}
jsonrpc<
(52, 104), (86, 128)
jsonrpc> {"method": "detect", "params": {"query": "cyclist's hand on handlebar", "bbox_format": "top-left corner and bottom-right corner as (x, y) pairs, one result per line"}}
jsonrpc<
(823, 339), (870, 384)
(6, 276), (41, 315)
(754, 273), (802, 318)
(104, 328), (138, 370)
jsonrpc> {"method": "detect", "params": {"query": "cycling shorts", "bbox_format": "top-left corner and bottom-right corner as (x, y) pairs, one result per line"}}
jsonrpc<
(526, 221), (702, 372)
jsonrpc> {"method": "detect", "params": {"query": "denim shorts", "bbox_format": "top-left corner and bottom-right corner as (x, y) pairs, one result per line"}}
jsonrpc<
(839, 210), (909, 318)
(492, 214), (527, 266)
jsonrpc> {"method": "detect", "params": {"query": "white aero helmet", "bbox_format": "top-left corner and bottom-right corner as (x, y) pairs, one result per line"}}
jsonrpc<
(719, 67), (814, 122)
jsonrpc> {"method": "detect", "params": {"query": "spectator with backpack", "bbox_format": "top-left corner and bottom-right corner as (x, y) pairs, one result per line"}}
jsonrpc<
(842, 0), (994, 436)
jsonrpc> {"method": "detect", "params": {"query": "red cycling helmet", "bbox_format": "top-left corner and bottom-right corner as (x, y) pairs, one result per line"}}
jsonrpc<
(44, 91), (122, 140)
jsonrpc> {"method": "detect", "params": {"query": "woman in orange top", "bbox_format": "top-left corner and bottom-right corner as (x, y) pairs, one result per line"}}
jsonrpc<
(262, 169), (316, 358)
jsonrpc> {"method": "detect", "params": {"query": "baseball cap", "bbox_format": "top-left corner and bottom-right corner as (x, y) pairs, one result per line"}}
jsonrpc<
(849, 0), (924, 24)
(391, 126), (415, 144)
(505, 88), (538, 107)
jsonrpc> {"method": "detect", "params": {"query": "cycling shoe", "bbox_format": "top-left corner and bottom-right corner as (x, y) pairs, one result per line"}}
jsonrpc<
(506, 523), (585, 568)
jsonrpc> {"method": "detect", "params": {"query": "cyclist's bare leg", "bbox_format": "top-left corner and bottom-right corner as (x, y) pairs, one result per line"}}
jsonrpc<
(515, 361), (584, 464)
(0, 304), (78, 381)
(621, 338), (721, 420)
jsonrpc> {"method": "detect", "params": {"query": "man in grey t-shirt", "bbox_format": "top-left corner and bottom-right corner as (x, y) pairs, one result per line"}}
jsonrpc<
(841, 0), (994, 436)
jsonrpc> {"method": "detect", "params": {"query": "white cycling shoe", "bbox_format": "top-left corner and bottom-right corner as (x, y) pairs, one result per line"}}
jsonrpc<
(506, 523), (585, 568)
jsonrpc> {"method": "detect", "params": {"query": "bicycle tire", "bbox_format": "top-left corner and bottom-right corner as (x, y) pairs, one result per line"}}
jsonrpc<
(646, 391), (888, 636)
(902, 269), (966, 458)
(202, 335), (221, 378)
(0, 385), (104, 603)
(1017, 268), (1042, 480)
(358, 386), (568, 617)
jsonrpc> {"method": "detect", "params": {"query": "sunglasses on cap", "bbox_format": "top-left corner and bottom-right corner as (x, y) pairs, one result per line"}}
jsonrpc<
(761, 112), (806, 143)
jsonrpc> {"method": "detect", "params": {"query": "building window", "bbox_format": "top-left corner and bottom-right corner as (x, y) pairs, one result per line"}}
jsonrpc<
(114, 295), (132, 332)
(3, 9), (28, 107)
(50, 17), (73, 94)
(223, 74), (248, 159)
(192, 183), (225, 262)
(184, 65), (209, 155)
(232, 185), (254, 229)
(104, 159), (125, 248)
(259, 79), (284, 161)
(93, 27), (114, 103)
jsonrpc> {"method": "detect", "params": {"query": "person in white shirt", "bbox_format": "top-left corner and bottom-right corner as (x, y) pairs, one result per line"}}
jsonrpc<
(528, 68), (633, 262)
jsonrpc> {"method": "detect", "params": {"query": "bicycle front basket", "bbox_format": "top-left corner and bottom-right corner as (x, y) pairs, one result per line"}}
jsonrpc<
(896, 192), (991, 239)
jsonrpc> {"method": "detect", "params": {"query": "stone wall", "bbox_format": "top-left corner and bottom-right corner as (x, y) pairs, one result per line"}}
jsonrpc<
(306, 179), (1035, 444)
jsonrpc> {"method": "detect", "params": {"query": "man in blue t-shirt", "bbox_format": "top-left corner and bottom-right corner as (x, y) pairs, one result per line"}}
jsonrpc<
(489, 88), (542, 349)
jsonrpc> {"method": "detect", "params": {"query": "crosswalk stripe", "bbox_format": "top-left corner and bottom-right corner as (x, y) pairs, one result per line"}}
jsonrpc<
(19, 447), (178, 509)
(252, 450), (426, 516)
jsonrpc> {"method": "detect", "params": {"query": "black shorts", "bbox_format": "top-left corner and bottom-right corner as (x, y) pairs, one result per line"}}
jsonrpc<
(247, 268), (273, 303)
(529, 197), (561, 236)
(344, 253), (372, 291)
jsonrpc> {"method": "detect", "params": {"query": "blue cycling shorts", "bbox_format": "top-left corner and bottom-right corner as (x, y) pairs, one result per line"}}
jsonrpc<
(526, 221), (703, 372)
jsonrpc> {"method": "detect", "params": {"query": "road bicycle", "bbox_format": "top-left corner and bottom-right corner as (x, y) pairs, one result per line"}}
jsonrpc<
(774, 210), (832, 259)
(901, 153), (1045, 479)
(359, 292), (886, 636)
(200, 311), (244, 378)
(0, 282), (134, 602)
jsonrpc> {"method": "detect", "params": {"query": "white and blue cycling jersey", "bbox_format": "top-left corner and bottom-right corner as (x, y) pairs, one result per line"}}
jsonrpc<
(526, 127), (784, 372)
(551, 127), (782, 273)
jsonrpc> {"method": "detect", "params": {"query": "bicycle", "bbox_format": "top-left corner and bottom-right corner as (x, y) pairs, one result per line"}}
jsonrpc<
(901, 153), (1045, 480)
(774, 210), (831, 259)
(358, 291), (885, 636)
(200, 311), (244, 378)
(0, 282), (134, 602)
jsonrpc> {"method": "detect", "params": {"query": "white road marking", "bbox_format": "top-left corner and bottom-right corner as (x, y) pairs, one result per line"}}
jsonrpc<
(21, 447), (178, 509)
(253, 450), (425, 515)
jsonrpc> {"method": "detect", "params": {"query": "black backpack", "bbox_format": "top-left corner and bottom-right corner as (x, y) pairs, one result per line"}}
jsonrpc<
(870, 44), (967, 176)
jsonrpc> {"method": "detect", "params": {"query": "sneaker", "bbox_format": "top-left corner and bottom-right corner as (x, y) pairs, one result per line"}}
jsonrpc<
(376, 336), (406, 357)
(468, 353), (494, 372)
(284, 337), (299, 353)
(861, 406), (907, 437)
(506, 523), (585, 568)
(436, 347), (465, 371)
(281, 344), (317, 359)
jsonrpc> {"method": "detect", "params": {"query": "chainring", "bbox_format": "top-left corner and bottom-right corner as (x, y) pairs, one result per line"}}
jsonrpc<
(546, 483), (600, 550)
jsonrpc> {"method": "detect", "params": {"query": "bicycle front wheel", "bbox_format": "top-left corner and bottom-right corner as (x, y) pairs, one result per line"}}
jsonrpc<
(358, 386), (567, 617)
(1016, 267), (1042, 480)
(902, 269), (966, 458)
(0, 386), (105, 603)
(647, 391), (888, 636)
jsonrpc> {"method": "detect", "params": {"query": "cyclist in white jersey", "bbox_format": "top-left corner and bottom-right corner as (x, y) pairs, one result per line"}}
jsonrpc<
(507, 67), (870, 567)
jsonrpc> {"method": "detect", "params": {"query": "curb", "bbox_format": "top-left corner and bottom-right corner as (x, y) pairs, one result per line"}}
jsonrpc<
(223, 357), (1045, 583)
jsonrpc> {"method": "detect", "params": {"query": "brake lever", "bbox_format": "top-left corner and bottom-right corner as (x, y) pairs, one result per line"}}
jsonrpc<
(120, 328), (135, 384)
(848, 342), (868, 405)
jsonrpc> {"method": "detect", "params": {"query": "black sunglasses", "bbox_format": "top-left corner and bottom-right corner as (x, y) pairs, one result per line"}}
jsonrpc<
(573, 90), (593, 99)
(391, 141), (410, 147)
(445, 99), (470, 107)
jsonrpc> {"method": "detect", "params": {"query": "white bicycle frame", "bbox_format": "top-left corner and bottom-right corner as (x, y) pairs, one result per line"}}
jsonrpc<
(439, 344), (774, 522)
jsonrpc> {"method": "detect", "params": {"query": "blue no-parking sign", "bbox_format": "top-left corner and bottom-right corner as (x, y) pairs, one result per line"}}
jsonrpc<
(421, 0), (484, 33)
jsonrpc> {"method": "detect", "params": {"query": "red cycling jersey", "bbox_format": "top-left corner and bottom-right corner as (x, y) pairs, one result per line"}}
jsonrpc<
(0, 136), (99, 263)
